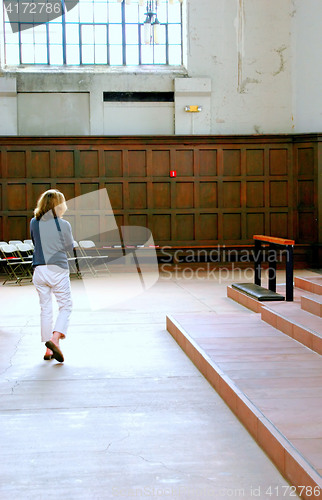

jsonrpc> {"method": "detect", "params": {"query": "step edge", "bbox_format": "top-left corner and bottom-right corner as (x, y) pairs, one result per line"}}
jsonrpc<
(166, 314), (322, 496)
(262, 305), (322, 338)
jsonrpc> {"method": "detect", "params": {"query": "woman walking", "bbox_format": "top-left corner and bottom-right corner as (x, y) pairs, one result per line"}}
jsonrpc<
(30, 189), (74, 363)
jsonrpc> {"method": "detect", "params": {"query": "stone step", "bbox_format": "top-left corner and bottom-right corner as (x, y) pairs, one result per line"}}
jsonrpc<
(261, 300), (322, 355)
(301, 294), (322, 318)
(166, 312), (322, 500)
(227, 282), (322, 355)
(295, 276), (322, 295)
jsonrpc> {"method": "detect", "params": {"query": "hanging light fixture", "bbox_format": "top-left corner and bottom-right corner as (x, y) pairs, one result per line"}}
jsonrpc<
(143, 0), (160, 45)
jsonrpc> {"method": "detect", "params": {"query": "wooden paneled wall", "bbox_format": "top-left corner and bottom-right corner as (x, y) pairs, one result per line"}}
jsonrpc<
(0, 135), (320, 252)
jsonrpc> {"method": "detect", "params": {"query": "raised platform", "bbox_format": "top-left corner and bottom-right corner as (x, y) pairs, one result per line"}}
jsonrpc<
(227, 280), (322, 355)
(301, 294), (322, 318)
(167, 276), (322, 499)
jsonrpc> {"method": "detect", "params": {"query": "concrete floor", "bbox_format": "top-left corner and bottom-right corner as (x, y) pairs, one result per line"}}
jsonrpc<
(1, 266), (317, 499)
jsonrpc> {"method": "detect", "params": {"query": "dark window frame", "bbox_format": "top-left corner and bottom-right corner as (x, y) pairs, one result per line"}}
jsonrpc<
(3, 0), (183, 66)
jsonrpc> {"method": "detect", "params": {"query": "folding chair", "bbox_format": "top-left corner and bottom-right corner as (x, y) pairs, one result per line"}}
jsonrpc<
(24, 239), (34, 249)
(15, 243), (34, 279)
(71, 241), (98, 278)
(65, 241), (84, 279)
(9, 240), (23, 247)
(78, 240), (110, 275)
(0, 243), (8, 277)
(1, 244), (32, 284)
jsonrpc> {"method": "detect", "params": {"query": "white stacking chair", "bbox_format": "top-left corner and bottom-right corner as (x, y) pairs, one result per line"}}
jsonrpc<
(24, 239), (34, 249)
(1, 244), (32, 284)
(65, 241), (83, 279)
(9, 240), (23, 247)
(78, 240), (110, 275)
(14, 243), (33, 278)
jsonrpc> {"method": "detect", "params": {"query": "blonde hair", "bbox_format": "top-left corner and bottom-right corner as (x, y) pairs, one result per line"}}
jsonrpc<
(34, 189), (67, 220)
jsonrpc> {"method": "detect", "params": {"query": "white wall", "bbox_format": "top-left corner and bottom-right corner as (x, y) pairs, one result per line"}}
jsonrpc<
(186, 0), (293, 134)
(0, 76), (17, 135)
(0, 0), (320, 136)
(17, 92), (90, 135)
(291, 0), (322, 133)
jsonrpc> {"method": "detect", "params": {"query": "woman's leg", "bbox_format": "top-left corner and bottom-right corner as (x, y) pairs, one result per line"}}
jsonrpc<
(32, 266), (54, 343)
(52, 271), (72, 340)
(45, 269), (72, 362)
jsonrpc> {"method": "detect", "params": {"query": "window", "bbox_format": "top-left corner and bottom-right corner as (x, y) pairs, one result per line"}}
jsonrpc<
(2, 0), (183, 66)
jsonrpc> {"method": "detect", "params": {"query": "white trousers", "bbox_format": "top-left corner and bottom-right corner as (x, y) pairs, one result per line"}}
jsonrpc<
(33, 265), (72, 342)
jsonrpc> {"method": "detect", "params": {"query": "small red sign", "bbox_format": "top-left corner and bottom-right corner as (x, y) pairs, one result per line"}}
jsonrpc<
(170, 170), (176, 177)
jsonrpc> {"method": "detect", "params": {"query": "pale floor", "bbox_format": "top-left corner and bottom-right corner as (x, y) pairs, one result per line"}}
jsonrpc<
(0, 267), (319, 499)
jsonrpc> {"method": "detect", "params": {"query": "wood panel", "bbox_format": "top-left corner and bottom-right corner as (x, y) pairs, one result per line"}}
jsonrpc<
(153, 183), (171, 208)
(56, 151), (75, 177)
(152, 150), (170, 176)
(128, 151), (146, 177)
(269, 149), (288, 175)
(105, 150), (123, 177)
(0, 135), (320, 252)
(7, 184), (26, 210)
(246, 182), (264, 208)
(246, 149), (264, 176)
(199, 149), (217, 176)
(30, 151), (50, 177)
(7, 151), (26, 178)
(294, 141), (319, 246)
(79, 151), (99, 177)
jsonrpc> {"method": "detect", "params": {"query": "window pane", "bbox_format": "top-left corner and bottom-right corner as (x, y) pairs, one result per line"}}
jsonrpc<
(168, 24), (181, 44)
(94, 3), (108, 23)
(5, 44), (20, 65)
(168, 44), (181, 65)
(34, 24), (47, 44)
(65, 2), (79, 22)
(66, 44), (80, 64)
(125, 24), (138, 44)
(126, 44), (139, 65)
(95, 25), (107, 44)
(141, 44), (153, 64)
(157, 4), (167, 23)
(82, 44), (94, 63)
(138, 4), (145, 23)
(21, 44), (35, 64)
(35, 44), (48, 64)
(155, 24), (166, 44)
(4, 27), (19, 44)
(154, 44), (166, 64)
(125, 4), (138, 23)
(49, 44), (64, 64)
(80, 2), (93, 23)
(109, 24), (122, 44)
(109, 44), (123, 65)
(168, 3), (181, 23)
(49, 24), (62, 44)
(66, 24), (79, 44)
(82, 24), (95, 44)
(20, 26), (34, 44)
(4, 22), (18, 39)
(108, 3), (121, 23)
(95, 44), (107, 64)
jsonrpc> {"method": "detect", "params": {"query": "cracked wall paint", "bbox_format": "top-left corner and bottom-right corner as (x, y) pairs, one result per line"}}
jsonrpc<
(237, 0), (245, 93)
(239, 77), (260, 94)
(0, 0), (302, 134)
(273, 45), (287, 76)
